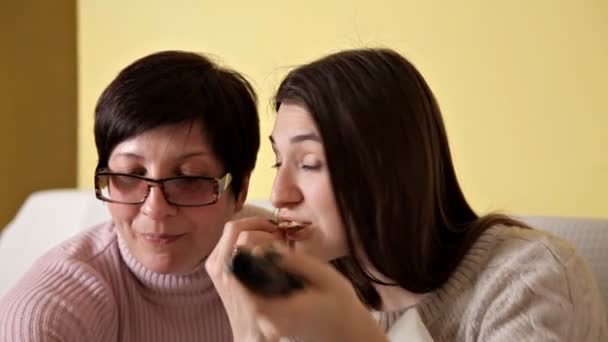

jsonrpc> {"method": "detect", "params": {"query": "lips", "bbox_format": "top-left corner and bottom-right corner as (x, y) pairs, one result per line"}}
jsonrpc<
(283, 225), (313, 241)
(275, 219), (312, 242)
(141, 233), (185, 245)
(277, 221), (307, 234)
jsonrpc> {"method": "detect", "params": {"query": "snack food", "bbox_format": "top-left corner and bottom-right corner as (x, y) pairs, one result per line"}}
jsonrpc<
(277, 221), (305, 234)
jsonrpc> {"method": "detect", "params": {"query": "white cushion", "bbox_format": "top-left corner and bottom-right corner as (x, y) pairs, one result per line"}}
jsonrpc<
(0, 189), (109, 295)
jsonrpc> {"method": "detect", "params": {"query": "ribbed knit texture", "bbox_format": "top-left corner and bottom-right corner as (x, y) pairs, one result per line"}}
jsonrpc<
(375, 225), (608, 341)
(0, 222), (233, 341)
(3, 217), (607, 341)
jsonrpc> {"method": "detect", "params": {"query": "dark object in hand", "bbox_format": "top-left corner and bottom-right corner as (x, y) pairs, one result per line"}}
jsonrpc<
(229, 248), (305, 297)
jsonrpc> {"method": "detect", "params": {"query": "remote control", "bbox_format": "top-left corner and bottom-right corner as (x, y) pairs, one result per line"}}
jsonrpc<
(229, 248), (305, 297)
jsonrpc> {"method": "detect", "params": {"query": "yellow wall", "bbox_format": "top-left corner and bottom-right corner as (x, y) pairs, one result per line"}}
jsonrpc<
(77, 0), (608, 218)
(0, 1), (77, 228)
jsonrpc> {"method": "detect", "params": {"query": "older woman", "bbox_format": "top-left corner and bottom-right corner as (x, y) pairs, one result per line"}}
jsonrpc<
(0, 50), (264, 341)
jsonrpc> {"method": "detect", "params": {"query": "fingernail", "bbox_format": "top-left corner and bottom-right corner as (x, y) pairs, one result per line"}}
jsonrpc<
(233, 245), (248, 257)
(251, 245), (265, 257)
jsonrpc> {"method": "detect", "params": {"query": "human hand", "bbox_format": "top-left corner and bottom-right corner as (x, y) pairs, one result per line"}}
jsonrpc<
(240, 245), (388, 342)
(205, 217), (284, 342)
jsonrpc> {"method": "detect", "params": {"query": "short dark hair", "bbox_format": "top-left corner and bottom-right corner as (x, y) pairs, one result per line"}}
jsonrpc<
(94, 51), (260, 196)
(275, 48), (523, 308)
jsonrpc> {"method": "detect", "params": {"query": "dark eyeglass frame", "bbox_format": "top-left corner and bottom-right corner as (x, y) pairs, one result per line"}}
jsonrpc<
(94, 171), (232, 207)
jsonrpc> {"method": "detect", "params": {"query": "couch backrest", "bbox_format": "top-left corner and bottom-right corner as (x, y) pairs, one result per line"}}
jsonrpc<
(0, 189), (109, 295)
(2, 189), (607, 312)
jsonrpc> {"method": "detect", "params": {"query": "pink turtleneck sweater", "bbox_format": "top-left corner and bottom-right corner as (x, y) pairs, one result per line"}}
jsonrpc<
(0, 221), (232, 341)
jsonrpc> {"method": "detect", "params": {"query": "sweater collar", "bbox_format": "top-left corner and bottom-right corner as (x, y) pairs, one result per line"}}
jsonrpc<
(116, 230), (215, 298)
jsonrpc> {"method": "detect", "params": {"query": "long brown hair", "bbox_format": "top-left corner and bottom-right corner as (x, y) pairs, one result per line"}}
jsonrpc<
(275, 48), (524, 308)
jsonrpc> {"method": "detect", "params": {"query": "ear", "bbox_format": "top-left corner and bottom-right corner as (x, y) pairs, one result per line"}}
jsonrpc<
(234, 175), (250, 212)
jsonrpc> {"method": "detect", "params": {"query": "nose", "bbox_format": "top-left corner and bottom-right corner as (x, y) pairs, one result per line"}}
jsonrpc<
(140, 185), (177, 219)
(271, 166), (303, 209)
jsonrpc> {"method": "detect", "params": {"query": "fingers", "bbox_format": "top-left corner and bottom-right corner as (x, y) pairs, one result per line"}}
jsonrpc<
(244, 250), (364, 340)
(235, 230), (283, 251)
(206, 217), (282, 276)
(218, 217), (282, 257)
(203, 217), (288, 340)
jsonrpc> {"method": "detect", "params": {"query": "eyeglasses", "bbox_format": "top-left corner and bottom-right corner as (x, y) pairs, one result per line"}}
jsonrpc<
(94, 172), (232, 207)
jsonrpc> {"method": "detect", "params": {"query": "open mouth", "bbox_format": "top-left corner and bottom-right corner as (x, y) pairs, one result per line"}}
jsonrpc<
(277, 221), (306, 234)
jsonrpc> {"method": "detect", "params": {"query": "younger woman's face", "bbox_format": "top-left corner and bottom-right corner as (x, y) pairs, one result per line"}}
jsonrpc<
(106, 121), (246, 274)
(270, 101), (348, 261)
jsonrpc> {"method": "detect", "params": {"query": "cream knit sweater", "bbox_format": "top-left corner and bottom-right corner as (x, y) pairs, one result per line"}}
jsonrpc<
(376, 225), (608, 341)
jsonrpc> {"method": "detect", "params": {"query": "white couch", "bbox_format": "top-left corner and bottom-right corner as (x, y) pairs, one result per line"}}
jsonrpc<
(2, 189), (607, 313)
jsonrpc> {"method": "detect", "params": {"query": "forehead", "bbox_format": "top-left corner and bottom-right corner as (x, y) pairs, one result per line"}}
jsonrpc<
(272, 102), (319, 137)
(110, 121), (215, 162)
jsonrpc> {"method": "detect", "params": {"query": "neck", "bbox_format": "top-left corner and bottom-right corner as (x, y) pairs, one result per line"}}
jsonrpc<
(373, 282), (424, 311)
(364, 263), (425, 311)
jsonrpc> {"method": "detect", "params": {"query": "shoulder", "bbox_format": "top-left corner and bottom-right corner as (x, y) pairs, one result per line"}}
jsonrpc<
(52, 221), (118, 259)
(480, 225), (577, 269)
(443, 225), (586, 297)
(472, 224), (601, 298)
(0, 223), (119, 341)
(469, 225), (607, 340)
(479, 225), (605, 302)
(421, 224), (607, 340)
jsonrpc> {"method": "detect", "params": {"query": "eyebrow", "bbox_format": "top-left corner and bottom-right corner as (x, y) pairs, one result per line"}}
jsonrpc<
(268, 133), (321, 144)
(111, 152), (144, 161)
(111, 151), (209, 161)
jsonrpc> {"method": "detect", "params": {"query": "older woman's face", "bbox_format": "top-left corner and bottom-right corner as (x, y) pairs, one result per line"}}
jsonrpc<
(106, 122), (245, 274)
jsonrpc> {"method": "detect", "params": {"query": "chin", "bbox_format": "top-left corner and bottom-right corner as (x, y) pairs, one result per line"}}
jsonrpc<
(144, 260), (175, 274)
(293, 244), (325, 261)
(140, 254), (183, 274)
(302, 246), (346, 263)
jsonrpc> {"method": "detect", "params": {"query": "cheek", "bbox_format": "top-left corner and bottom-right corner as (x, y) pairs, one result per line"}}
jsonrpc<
(108, 203), (139, 223)
(311, 181), (341, 228)
(326, 214), (348, 255)
(190, 213), (224, 241)
(309, 182), (348, 254)
(185, 204), (233, 248)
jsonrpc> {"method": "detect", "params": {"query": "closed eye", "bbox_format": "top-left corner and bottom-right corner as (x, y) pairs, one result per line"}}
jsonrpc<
(301, 163), (321, 171)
